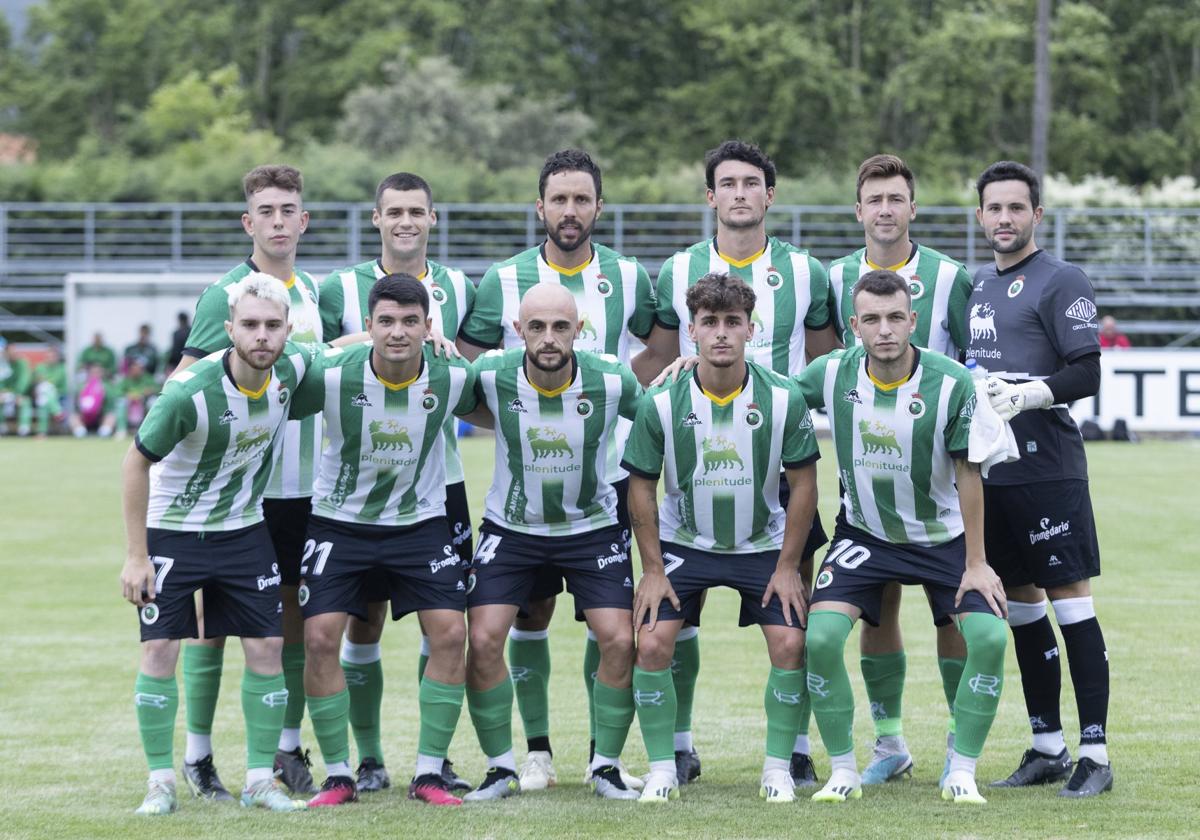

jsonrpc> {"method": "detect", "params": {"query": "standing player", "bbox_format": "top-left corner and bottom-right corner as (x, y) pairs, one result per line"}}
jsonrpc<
(826, 154), (976, 784)
(623, 272), (820, 803)
(970, 161), (1112, 797)
(175, 164), (323, 799)
(456, 149), (654, 790)
(642, 140), (838, 786)
(462, 284), (644, 802)
(119, 274), (314, 815)
(318, 172), (475, 793)
(290, 275), (486, 807)
(800, 269), (1008, 805)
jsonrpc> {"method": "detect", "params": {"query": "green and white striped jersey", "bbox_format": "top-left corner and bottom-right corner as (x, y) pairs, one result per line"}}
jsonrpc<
(474, 348), (642, 537)
(184, 260), (324, 500)
(135, 343), (318, 532)
(459, 244), (656, 363)
(318, 258), (475, 484)
(797, 345), (974, 547)
(827, 243), (973, 356)
(655, 237), (832, 375)
(290, 343), (477, 528)
(621, 362), (820, 553)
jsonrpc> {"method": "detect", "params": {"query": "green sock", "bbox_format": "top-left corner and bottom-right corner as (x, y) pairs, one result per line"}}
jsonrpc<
(953, 613), (1007, 758)
(419, 677), (465, 759)
(417, 653), (429, 684)
(861, 651), (907, 738)
(135, 672), (178, 771)
(467, 679), (514, 759)
(583, 635), (601, 742)
(307, 689), (351, 766)
(939, 656), (966, 736)
(183, 644), (223, 736)
(805, 610), (856, 756)
(16, 397), (31, 433)
(633, 666), (677, 763)
(343, 656), (384, 763)
(765, 667), (805, 760)
(796, 665), (811, 740)
(281, 643), (306, 730)
(671, 632), (700, 735)
(242, 669), (288, 770)
(593, 678), (635, 760)
(115, 397), (128, 435)
(508, 633), (551, 740)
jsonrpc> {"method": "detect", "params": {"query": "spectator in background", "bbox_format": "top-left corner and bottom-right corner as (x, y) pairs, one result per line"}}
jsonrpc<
(70, 362), (117, 438)
(123, 323), (159, 376)
(0, 338), (33, 436)
(116, 358), (158, 434)
(33, 346), (68, 437)
(79, 332), (117, 380)
(1098, 316), (1131, 350)
(165, 311), (191, 375)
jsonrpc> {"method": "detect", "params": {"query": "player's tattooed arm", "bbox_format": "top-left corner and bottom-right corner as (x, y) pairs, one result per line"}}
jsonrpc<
(953, 457), (1006, 618)
(119, 445), (156, 607)
(628, 475), (679, 633)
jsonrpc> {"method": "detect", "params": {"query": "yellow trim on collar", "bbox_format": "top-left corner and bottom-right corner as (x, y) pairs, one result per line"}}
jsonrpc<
(545, 253), (593, 276)
(867, 369), (911, 391)
(282, 272), (296, 289)
(529, 376), (573, 398)
(237, 373), (271, 399)
(717, 243), (766, 269)
(377, 370), (419, 391)
(701, 384), (743, 406)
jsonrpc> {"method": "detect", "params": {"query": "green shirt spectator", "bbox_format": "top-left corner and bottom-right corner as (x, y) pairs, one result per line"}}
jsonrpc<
(79, 333), (117, 379)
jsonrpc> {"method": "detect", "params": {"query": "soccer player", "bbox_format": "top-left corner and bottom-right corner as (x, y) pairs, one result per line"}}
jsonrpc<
(622, 272), (820, 804)
(318, 171), (475, 794)
(174, 164), (323, 799)
(970, 161), (1112, 797)
(826, 154), (975, 785)
(0, 338), (32, 436)
(119, 274), (314, 815)
(456, 149), (654, 790)
(290, 274), (486, 807)
(462, 283), (644, 802)
(800, 269), (1008, 805)
(643, 140), (838, 786)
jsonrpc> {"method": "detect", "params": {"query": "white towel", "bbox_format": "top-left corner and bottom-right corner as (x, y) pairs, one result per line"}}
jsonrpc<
(968, 378), (1020, 478)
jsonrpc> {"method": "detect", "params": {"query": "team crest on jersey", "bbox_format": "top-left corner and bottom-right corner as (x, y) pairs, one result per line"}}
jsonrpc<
(701, 436), (744, 473)
(906, 394), (926, 418)
(908, 276), (925, 300)
(744, 404), (763, 429)
(277, 387), (289, 405)
(422, 389), (439, 412)
(527, 426), (574, 459)
(969, 303), (997, 341)
(595, 275), (613, 297)
(843, 388), (863, 405)
(351, 392), (372, 408)
(576, 396), (594, 418)
(681, 411), (702, 427)
(815, 569), (833, 590)
(765, 266), (784, 289)
(466, 571), (477, 594)
(1065, 297), (1097, 323)
(858, 420), (902, 456)
(1008, 276), (1025, 298)
(430, 285), (448, 304)
(508, 398), (527, 413)
(139, 603), (160, 625)
(218, 409), (237, 425)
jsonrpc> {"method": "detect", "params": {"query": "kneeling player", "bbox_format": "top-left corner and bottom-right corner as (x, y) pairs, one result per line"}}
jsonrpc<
(119, 274), (315, 815)
(799, 270), (1008, 804)
(289, 274), (485, 807)
(622, 273), (820, 804)
(463, 284), (644, 802)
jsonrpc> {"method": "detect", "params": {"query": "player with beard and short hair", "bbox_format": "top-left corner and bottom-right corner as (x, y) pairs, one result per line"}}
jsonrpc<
(969, 161), (1111, 798)
(643, 140), (839, 787)
(317, 172), (475, 795)
(456, 150), (653, 792)
(826, 154), (976, 786)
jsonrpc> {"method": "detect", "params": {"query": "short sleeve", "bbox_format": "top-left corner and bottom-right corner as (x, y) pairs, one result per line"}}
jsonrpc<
(1037, 265), (1102, 362)
(796, 355), (830, 411)
(782, 384), (821, 468)
(184, 283), (234, 356)
(617, 367), (643, 421)
(452, 361), (480, 416)
(944, 370), (975, 456)
(135, 385), (196, 461)
(457, 266), (504, 348)
(803, 257), (833, 329)
(318, 271), (346, 340)
(945, 265), (973, 355)
(288, 347), (327, 420)
(628, 263), (656, 339)
(620, 392), (666, 479)
(654, 257), (680, 330)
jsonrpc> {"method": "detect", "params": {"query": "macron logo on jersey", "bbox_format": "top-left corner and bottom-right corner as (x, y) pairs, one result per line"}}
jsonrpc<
(508, 398), (527, 413)
(681, 411), (702, 427)
(351, 392), (372, 407)
(218, 409), (237, 425)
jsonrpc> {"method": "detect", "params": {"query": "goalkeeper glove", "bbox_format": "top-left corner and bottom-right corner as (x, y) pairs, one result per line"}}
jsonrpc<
(985, 377), (1054, 421)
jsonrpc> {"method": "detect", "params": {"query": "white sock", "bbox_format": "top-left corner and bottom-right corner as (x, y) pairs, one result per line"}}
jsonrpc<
(792, 734), (810, 754)
(340, 637), (381, 665)
(649, 759), (676, 777)
(278, 727), (301, 752)
(1032, 730), (1067, 756)
(415, 753), (443, 777)
(673, 731), (693, 751)
(419, 635), (431, 657)
(488, 750), (517, 772)
(586, 628), (598, 642)
(675, 625), (699, 642)
(830, 753), (857, 774)
(326, 760), (352, 778)
(762, 756), (789, 774)
(245, 767), (273, 786)
(149, 768), (176, 785)
(590, 752), (619, 772)
(1078, 743), (1109, 765)
(508, 627), (549, 641)
(185, 733), (212, 764)
(947, 750), (977, 777)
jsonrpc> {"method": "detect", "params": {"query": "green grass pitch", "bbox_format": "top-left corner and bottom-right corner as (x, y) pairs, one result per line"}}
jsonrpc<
(1, 436), (1197, 838)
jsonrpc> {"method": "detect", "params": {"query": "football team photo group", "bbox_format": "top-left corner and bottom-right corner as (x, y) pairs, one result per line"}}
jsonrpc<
(116, 141), (1115, 818)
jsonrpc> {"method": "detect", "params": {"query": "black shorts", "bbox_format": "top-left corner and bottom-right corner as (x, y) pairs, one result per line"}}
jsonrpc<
(650, 541), (795, 628)
(469, 520), (633, 615)
(263, 496), (312, 586)
(521, 478), (632, 610)
(808, 523), (994, 627)
(983, 479), (1100, 589)
(300, 515), (466, 622)
(138, 524), (281, 642)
